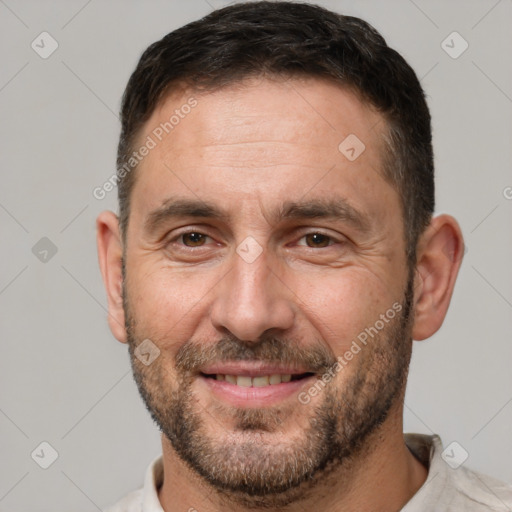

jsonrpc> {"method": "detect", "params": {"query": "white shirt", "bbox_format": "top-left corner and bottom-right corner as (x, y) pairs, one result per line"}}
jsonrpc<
(104, 433), (512, 511)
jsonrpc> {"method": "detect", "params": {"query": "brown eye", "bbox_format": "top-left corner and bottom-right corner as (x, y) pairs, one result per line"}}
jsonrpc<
(181, 232), (207, 247)
(303, 233), (332, 248)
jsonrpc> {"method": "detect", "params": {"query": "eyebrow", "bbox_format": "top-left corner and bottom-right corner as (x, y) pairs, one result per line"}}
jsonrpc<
(144, 196), (371, 235)
(144, 198), (230, 235)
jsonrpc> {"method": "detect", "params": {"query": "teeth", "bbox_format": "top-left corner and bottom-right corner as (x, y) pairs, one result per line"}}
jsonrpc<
(269, 374), (281, 385)
(252, 376), (269, 387)
(237, 376), (252, 387)
(215, 374), (294, 387)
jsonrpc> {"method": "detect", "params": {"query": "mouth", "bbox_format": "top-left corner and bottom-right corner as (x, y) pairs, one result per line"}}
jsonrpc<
(197, 363), (318, 407)
(201, 372), (315, 387)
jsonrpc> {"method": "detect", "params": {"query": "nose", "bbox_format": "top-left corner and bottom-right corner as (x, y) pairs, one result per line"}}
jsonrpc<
(209, 245), (295, 342)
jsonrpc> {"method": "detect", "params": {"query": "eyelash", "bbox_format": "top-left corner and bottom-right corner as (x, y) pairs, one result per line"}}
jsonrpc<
(166, 229), (342, 251)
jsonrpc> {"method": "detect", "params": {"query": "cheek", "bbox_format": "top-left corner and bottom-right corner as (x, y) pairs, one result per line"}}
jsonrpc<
(128, 265), (215, 348)
(291, 268), (397, 354)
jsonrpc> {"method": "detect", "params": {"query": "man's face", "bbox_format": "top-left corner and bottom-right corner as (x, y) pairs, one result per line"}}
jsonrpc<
(122, 77), (414, 503)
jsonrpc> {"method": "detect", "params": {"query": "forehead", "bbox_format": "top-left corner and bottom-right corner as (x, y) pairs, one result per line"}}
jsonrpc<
(142, 76), (384, 159)
(129, 76), (397, 233)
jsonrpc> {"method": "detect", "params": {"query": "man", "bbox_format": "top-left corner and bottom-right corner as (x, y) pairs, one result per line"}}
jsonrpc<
(97, 2), (512, 511)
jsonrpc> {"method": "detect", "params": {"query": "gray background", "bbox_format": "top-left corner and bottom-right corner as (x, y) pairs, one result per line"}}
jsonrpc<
(0, 0), (511, 510)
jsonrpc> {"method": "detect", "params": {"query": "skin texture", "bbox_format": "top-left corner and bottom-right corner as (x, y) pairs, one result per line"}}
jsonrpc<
(97, 76), (464, 511)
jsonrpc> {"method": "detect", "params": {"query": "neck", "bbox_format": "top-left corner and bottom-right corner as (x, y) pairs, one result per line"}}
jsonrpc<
(157, 402), (428, 512)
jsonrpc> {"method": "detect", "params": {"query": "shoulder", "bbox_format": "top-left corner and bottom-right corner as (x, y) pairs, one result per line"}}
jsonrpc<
(102, 454), (163, 512)
(446, 465), (512, 511)
(403, 433), (512, 511)
(103, 488), (143, 512)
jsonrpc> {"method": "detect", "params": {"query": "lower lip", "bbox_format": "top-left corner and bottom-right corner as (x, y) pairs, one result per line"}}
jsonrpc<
(198, 375), (316, 407)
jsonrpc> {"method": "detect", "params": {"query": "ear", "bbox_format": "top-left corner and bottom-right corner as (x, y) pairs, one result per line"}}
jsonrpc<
(96, 210), (127, 343)
(412, 214), (465, 341)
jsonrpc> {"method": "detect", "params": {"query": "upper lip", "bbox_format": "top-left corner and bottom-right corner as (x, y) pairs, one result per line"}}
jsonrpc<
(199, 362), (312, 377)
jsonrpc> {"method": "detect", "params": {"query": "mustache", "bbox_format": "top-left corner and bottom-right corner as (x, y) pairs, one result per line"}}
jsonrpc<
(175, 333), (337, 374)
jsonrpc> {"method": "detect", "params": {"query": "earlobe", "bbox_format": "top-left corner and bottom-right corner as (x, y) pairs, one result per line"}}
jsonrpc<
(412, 214), (465, 341)
(96, 210), (127, 343)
